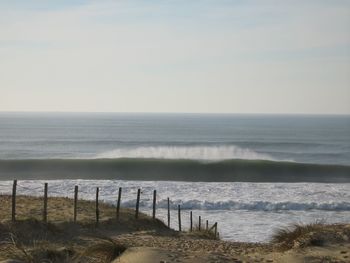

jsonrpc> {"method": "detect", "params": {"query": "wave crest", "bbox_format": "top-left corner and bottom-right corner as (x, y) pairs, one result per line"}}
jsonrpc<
(95, 145), (278, 161)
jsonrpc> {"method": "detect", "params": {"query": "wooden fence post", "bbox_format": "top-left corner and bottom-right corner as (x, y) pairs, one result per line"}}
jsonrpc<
(214, 222), (218, 237)
(95, 187), (99, 226)
(190, 211), (193, 232)
(116, 187), (122, 220)
(178, 205), (181, 232)
(167, 197), (170, 228)
(12, 179), (17, 222)
(152, 190), (156, 220)
(198, 216), (201, 231)
(135, 189), (140, 219)
(74, 186), (78, 223)
(206, 220), (208, 231)
(43, 183), (48, 223)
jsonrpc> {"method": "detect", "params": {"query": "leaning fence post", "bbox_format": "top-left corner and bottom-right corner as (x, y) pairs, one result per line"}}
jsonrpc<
(198, 216), (201, 231)
(74, 186), (78, 223)
(12, 179), (17, 222)
(206, 220), (208, 231)
(43, 183), (48, 223)
(116, 187), (122, 220)
(152, 190), (156, 220)
(178, 205), (181, 232)
(190, 211), (193, 232)
(95, 187), (99, 226)
(214, 222), (218, 237)
(167, 197), (170, 228)
(135, 189), (140, 219)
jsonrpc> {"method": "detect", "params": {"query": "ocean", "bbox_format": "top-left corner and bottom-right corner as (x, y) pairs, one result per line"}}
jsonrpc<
(0, 112), (349, 241)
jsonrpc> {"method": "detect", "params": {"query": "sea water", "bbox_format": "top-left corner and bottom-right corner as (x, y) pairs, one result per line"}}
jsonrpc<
(0, 112), (349, 241)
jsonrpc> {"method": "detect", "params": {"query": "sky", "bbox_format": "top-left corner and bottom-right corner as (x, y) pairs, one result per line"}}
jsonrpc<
(0, 0), (349, 114)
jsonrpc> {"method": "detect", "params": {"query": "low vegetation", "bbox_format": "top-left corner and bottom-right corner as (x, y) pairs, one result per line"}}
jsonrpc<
(0, 229), (126, 263)
(0, 195), (170, 262)
(271, 221), (350, 251)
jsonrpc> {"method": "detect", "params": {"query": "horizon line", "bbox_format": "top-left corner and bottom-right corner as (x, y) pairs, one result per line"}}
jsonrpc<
(0, 110), (349, 117)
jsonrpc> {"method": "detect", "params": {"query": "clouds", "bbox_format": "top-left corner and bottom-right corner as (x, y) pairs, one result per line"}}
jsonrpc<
(0, 0), (349, 113)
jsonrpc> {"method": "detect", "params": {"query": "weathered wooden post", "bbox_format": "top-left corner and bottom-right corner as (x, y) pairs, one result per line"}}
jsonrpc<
(190, 211), (193, 232)
(12, 179), (17, 222)
(198, 216), (201, 231)
(152, 190), (156, 220)
(167, 197), (170, 228)
(178, 205), (181, 232)
(74, 185), (78, 223)
(206, 220), (209, 231)
(214, 222), (218, 237)
(135, 189), (140, 219)
(116, 187), (122, 220)
(95, 187), (99, 226)
(43, 183), (48, 223)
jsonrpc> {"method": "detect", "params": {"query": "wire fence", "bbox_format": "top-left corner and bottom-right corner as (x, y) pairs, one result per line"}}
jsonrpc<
(0, 179), (219, 237)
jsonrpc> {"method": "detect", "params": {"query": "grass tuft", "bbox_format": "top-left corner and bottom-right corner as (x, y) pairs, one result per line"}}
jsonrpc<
(272, 222), (323, 243)
(271, 221), (350, 251)
(0, 232), (74, 262)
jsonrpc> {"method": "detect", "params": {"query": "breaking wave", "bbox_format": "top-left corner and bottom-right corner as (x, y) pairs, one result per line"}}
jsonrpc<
(0, 158), (349, 182)
(94, 145), (280, 161)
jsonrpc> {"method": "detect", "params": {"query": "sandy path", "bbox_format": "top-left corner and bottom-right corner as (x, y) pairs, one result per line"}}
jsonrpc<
(112, 232), (272, 262)
(111, 232), (350, 263)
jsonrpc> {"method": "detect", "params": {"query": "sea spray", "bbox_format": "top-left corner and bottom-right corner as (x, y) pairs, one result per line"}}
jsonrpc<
(94, 145), (278, 161)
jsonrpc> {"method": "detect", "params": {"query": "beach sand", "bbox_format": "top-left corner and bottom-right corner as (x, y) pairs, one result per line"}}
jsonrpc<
(0, 195), (349, 263)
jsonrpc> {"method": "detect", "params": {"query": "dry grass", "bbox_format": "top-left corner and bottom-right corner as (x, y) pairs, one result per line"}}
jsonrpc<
(0, 233), (75, 263)
(271, 221), (350, 251)
(0, 195), (170, 262)
(0, 232), (125, 263)
(0, 195), (169, 231)
(0, 195), (132, 223)
(271, 222), (326, 246)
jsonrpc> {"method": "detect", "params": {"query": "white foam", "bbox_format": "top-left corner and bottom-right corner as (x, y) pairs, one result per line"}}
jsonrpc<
(153, 200), (350, 211)
(94, 145), (277, 161)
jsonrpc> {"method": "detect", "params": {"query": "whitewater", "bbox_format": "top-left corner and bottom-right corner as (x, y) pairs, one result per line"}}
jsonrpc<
(0, 179), (349, 242)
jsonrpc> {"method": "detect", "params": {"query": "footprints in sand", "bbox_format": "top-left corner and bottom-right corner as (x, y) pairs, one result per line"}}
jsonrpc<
(114, 233), (350, 263)
(340, 250), (349, 260)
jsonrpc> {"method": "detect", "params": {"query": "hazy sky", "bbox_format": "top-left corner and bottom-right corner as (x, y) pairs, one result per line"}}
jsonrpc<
(0, 0), (349, 114)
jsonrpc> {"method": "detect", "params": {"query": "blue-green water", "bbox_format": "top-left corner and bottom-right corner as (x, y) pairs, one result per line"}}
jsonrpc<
(0, 112), (349, 181)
